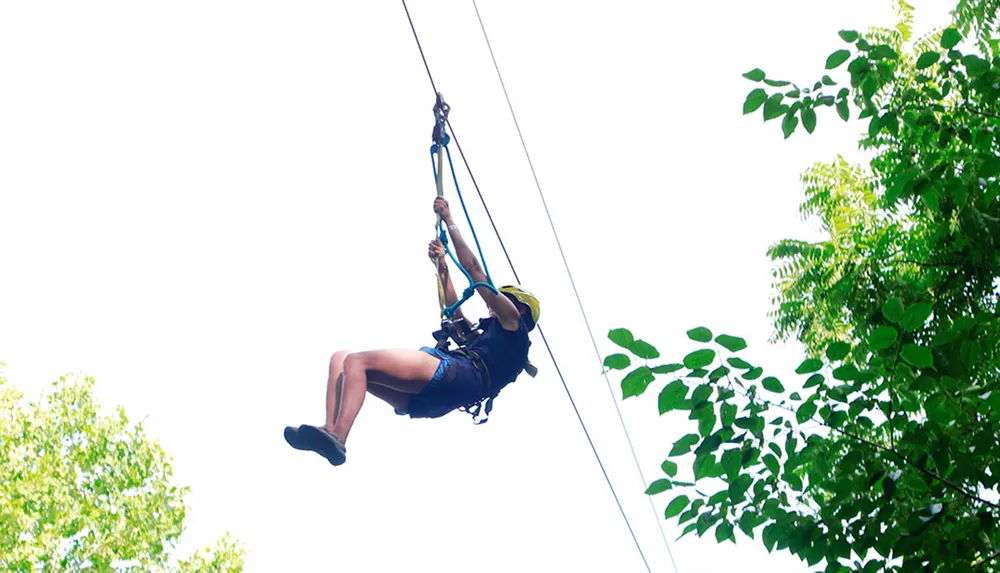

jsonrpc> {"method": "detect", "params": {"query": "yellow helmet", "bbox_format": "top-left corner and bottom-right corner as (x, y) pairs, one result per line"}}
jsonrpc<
(499, 285), (540, 325)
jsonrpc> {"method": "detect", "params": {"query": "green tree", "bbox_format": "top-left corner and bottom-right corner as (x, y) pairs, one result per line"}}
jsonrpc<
(608, 2), (1000, 572)
(0, 366), (244, 572)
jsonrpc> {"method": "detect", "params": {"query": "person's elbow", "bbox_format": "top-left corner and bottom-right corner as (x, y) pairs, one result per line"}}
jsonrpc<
(466, 260), (487, 283)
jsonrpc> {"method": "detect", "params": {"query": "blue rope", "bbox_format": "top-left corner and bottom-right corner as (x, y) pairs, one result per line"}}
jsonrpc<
(430, 140), (497, 318)
(443, 144), (494, 286)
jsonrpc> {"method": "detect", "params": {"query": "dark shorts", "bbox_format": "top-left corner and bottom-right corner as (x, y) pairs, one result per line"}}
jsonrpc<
(394, 347), (486, 419)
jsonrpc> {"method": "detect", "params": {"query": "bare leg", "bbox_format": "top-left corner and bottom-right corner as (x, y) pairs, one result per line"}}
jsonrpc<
(325, 350), (351, 431)
(333, 349), (440, 442)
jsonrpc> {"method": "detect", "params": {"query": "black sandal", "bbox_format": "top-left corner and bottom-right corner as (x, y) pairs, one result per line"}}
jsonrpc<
(296, 424), (347, 466)
(283, 425), (311, 451)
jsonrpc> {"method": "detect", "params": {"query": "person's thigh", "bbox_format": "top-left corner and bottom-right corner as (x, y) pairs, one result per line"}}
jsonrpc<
(345, 348), (441, 394)
(366, 383), (410, 411)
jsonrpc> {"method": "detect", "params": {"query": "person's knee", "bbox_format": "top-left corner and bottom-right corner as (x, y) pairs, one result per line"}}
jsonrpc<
(330, 350), (351, 370)
(343, 352), (368, 374)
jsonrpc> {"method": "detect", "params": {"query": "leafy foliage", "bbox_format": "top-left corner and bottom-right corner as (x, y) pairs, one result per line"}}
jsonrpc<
(0, 367), (244, 572)
(608, 1), (1000, 571)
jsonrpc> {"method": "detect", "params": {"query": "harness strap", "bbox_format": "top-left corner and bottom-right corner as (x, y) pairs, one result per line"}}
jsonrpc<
(452, 348), (495, 425)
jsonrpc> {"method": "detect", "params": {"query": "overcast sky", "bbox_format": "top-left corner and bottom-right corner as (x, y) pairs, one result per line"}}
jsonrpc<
(0, 1), (952, 571)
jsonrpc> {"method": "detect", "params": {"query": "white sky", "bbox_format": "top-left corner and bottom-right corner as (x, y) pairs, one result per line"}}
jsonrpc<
(0, 1), (954, 572)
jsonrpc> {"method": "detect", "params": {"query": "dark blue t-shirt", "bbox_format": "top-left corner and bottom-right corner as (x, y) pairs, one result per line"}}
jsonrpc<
(465, 315), (531, 395)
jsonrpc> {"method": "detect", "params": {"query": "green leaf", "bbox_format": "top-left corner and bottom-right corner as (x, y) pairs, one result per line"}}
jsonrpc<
(728, 474), (753, 503)
(870, 45), (898, 60)
(838, 30), (859, 43)
(687, 326), (713, 342)
(762, 377), (785, 393)
(795, 359), (823, 374)
(744, 367), (763, 380)
(883, 298), (904, 323)
(743, 88), (768, 114)
(964, 54), (989, 76)
(802, 106), (817, 134)
(836, 99), (850, 121)
(821, 75), (836, 86)
(743, 68), (766, 82)
(870, 326), (899, 350)
(825, 341), (850, 361)
(716, 521), (734, 543)
(925, 393), (953, 425)
(684, 349), (717, 370)
(622, 366), (655, 399)
(762, 524), (779, 552)
(796, 400), (818, 423)
(709, 366), (730, 382)
(825, 49), (852, 69)
(901, 302), (933, 332)
(721, 403), (737, 428)
(941, 27), (961, 49)
(961, 339), (981, 369)
(715, 334), (747, 352)
(693, 453), (715, 479)
(763, 93), (786, 121)
(691, 384), (713, 404)
(664, 495), (690, 519)
(804, 373), (824, 388)
(828, 410), (848, 427)
(603, 354), (630, 370)
(832, 364), (859, 381)
(916, 51), (941, 69)
(609, 328), (634, 349)
(668, 434), (700, 457)
(869, 114), (882, 138)
(727, 357), (752, 369)
(764, 79), (791, 87)
(658, 380), (689, 414)
(698, 408), (717, 437)
(661, 459), (678, 477)
(901, 344), (934, 369)
(785, 472), (803, 491)
(645, 479), (672, 495)
(652, 364), (684, 375)
(763, 454), (780, 476)
(630, 340), (660, 360)
(782, 111), (799, 138)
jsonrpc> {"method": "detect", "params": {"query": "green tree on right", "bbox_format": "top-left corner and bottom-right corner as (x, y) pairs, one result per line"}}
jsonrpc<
(606, 1), (1000, 571)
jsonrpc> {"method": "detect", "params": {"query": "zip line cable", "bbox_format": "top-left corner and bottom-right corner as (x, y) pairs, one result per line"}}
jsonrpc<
(468, 2), (681, 571)
(400, 2), (652, 571)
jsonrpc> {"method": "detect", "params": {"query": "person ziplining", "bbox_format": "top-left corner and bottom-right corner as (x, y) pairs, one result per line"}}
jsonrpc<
(283, 94), (540, 467)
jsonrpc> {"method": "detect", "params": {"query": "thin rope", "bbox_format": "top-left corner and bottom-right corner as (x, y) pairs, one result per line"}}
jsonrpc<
(469, 1), (680, 571)
(400, 3), (652, 571)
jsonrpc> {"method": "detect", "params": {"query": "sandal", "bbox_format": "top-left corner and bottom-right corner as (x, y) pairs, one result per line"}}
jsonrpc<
(296, 424), (348, 466)
(283, 425), (311, 451)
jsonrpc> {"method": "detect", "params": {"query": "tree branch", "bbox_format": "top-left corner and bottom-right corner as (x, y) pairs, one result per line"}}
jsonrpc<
(973, 545), (1000, 569)
(964, 104), (1000, 121)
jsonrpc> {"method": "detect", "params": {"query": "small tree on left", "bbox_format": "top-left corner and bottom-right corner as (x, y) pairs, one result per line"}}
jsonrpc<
(0, 364), (244, 572)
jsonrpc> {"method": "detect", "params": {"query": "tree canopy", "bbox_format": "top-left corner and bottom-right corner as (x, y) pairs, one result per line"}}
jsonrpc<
(608, 2), (1000, 571)
(0, 367), (244, 572)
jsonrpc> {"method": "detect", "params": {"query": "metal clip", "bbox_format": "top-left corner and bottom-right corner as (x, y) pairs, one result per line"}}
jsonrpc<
(431, 92), (451, 146)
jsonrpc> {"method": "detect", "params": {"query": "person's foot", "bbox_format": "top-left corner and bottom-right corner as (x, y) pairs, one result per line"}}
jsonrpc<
(296, 424), (347, 466)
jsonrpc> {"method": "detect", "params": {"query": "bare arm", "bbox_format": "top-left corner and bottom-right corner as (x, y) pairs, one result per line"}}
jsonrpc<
(434, 198), (520, 331)
(429, 239), (470, 326)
